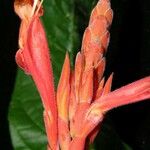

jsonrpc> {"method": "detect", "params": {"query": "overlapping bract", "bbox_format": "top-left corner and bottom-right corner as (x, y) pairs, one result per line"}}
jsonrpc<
(57, 0), (114, 148)
(14, 0), (150, 150)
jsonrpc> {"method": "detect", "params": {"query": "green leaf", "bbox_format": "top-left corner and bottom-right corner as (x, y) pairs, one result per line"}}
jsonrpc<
(9, 70), (47, 150)
(122, 142), (133, 150)
(42, 0), (80, 85)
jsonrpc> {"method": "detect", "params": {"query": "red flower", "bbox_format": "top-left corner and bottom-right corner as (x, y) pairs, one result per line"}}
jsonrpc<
(15, 1), (58, 149)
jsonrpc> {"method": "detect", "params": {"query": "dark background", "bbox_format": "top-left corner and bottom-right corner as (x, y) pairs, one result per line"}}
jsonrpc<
(0, 0), (19, 150)
(0, 0), (150, 149)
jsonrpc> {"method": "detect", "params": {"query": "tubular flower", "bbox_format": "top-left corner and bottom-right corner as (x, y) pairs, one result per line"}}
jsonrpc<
(14, 0), (150, 150)
(14, 0), (58, 149)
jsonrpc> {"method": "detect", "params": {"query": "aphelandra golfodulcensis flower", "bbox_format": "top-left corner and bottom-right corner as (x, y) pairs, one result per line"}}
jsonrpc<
(14, 0), (150, 149)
